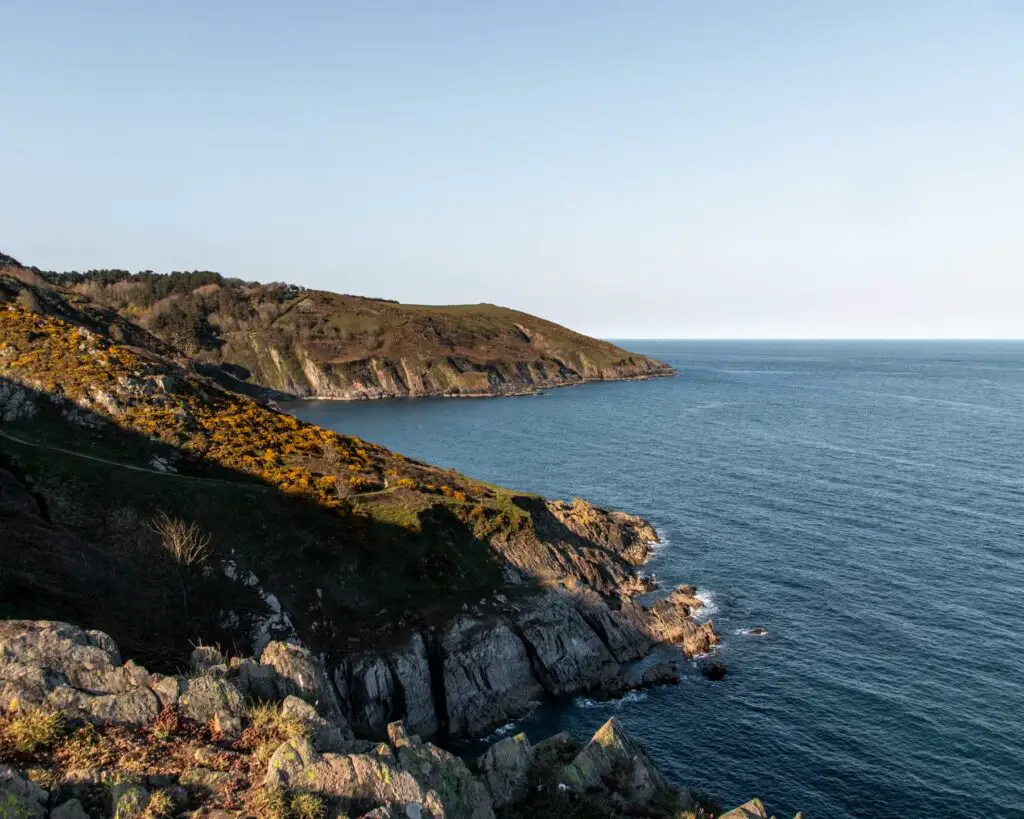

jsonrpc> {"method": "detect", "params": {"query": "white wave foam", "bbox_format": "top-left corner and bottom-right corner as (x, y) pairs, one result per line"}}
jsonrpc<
(735, 627), (768, 637)
(651, 527), (671, 553)
(573, 690), (649, 710)
(484, 722), (519, 740)
(694, 589), (718, 620)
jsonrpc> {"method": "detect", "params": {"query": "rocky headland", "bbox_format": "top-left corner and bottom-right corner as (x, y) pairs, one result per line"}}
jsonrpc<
(0, 259), (787, 815)
(8, 257), (675, 400)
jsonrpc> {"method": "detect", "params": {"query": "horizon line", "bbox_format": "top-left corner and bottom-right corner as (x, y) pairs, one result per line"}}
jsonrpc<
(604, 337), (1024, 342)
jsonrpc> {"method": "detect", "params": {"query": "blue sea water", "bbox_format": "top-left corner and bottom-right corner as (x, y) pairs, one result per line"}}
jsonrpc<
(287, 341), (1024, 819)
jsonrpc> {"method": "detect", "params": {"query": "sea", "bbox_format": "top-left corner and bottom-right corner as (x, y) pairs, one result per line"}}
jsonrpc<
(286, 341), (1024, 819)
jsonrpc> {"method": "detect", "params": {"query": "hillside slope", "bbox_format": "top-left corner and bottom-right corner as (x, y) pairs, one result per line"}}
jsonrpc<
(14, 257), (674, 398)
(0, 271), (713, 743)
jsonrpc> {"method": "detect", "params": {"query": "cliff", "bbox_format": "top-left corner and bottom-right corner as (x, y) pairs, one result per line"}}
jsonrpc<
(0, 270), (713, 746)
(5, 257), (674, 399)
(0, 620), (785, 818)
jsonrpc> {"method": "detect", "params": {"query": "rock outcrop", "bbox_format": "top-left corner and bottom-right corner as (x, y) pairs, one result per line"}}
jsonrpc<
(561, 717), (676, 807)
(0, 618), (793, 818)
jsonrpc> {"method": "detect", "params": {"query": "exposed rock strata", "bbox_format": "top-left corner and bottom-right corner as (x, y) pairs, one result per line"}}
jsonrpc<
(0, 621), (790, 818)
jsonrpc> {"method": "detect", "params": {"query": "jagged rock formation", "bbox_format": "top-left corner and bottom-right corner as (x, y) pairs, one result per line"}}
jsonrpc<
(2, 254), (675, 400)
(0, 621), (785, 818)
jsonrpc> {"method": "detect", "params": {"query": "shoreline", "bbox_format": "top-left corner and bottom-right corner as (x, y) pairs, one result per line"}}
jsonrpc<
(280, 367), (677, 403)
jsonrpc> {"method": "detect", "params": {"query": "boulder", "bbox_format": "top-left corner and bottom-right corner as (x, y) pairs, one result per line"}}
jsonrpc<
(259, 641), (345, 726)
(0, 620), (182, 727)
(111, 783), (149, 819)
(190, 645), (226, 675)
(477, 733), (534, 809)
(719, 798), (769, 819)
(280, 695), (354, 752)
(265, 722), (494, 819)
(50, 798), (90, 819)
(178, 676), (245, 738)
(700, 661), (727, 682)
(0, 765), (47, 819)
(560, 717), (669, 805)
(620, 587), (719, 657)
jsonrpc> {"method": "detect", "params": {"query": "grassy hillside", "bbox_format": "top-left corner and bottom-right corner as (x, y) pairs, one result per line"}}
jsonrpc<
(0, 272), (660, 669)
(11, 259), (673, 398)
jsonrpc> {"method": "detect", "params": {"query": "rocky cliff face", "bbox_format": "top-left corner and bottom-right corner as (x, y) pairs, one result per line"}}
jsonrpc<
(235, 344), (674, 400)
(0, 620), (782, 819)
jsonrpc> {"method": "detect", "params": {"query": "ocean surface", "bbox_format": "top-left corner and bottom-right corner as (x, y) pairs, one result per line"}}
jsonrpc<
(286, 341), (1024, 819)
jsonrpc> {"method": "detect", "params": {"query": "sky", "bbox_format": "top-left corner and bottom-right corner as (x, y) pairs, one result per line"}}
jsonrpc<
(2, 2), (1022, 339)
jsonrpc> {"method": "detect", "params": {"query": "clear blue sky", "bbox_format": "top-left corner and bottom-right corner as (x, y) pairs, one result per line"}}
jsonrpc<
(2, 1), (1022, 338)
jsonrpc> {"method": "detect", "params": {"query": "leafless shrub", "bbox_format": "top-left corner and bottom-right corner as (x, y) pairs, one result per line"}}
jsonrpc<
(147, 511), (211, 567)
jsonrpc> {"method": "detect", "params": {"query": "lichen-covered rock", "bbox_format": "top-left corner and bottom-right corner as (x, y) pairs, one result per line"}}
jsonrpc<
(0, 620), (184, 728)
(477, 733), (534, 809)
(719, 798), (769, 819)
(280, 695), (354, 752)
(178, 676), (245, 738)
(111, 782), (149, 819)
(561, 717), (669, 805)
(46, 686), (161, 728)
(265, 723), (494, 819)
(259, 641), (345, 726)
(0, 765), (47, 819)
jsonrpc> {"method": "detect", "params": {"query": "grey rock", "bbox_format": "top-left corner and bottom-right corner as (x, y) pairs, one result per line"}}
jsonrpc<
(50, 798), (89, 819)
(111, 783), (148, 819)
(178, 676), (244, 738)
(46, 686), (161, 728)
(332, 634), (436, 740)
(385, 634), (437, 739)
(334, 653), (397, 738)
(280, 695), (354, 752)
(477, 733), (534, 809)
(190, 646), (225, 675)
(561, 717), (669, 805)
(0, 765), (47, 819)
(572, 590), (653, 663)
(719, 798), (769, 819)
(259, 641), (345, 726)
(233, 657), (279, 702)
(440, 617), (542, 738)
(266, 723), (494, 819)
(509, 591), (620, 695)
